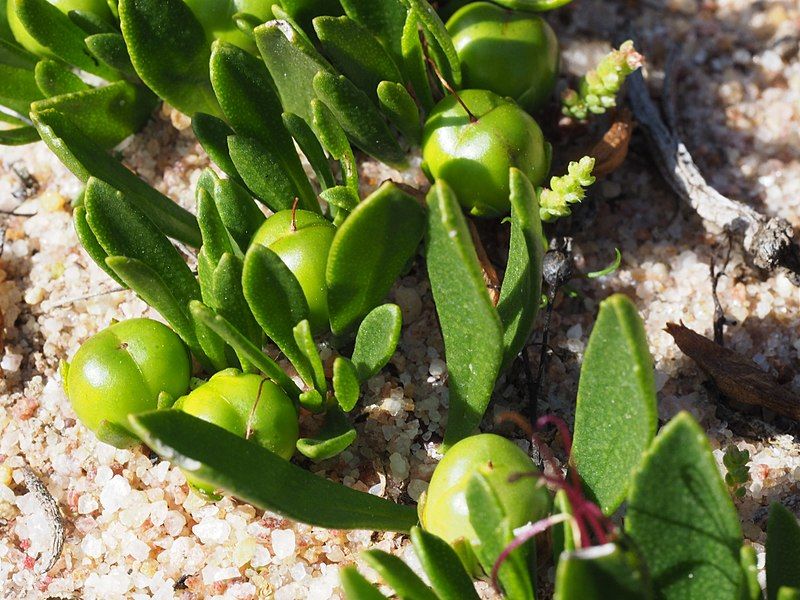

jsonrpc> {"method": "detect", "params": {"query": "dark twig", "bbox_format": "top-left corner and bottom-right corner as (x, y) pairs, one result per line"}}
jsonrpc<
(628, 66), (800, 284)
(710, 240), (735, 346)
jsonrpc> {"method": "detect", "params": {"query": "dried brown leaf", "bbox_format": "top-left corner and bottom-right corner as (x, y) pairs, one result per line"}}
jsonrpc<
(589, 109), (634, 177)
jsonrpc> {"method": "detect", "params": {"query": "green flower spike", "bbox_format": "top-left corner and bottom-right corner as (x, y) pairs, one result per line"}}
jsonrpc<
(538, 156), (596, 222)
(562, 40), (644, 121)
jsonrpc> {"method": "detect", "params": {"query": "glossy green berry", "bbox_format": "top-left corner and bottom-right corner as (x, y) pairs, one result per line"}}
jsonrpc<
(420, 434), (550, 566)
(183, 0), (272, 52)
(422, 89), (550, 217)
(174, 368), (299, 497)
(447, 2), (559, 113)
(65, 318), (191, 447)
(7, 0), (113, 56)
(251, 209), (336, 333)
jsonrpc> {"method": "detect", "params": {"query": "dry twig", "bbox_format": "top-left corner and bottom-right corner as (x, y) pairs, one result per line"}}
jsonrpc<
(20, 466), (64, 574)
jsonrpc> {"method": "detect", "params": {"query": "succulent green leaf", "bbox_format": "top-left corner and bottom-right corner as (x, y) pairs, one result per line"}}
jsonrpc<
(491, 0), (574, 9)
(282, 111), (335, 190)
(341, 566), (387, 600)
(96, 419), (139, 448)
(376, 80), (421, 145)
(779, 589), (800, 600)
(130, 410), (419, 531)
(0, 37), (37, 69)
(34, 59), (89, 97)
(362, 549), (438, 600)
(0, 61), (43, 115)
(740, 546), (761, 600)
(551, 489), (575, 569)
(319, 185), (358, 214)
(314, 16), (403, 99)
(197, 186), (236, 265)
(339, 0), (407, 69)
(312, 70), (406, 168)
(157, 391), (176, 410)
(571, 293), (657, 515)
(67, 9), (115, 34)
(84, 33), (136, 76)
(30, 81), (156, 148)
(31, 108), (201, 246)
(350, 304), (403, 382)
(326, 183), (423, 334)
(209, 40), (316, 212)
(0, 124), (38, 144)
(276, 0), (343, 30)
(496, 168), (544, 371)
(242, 243), (314, 385)
(333, 356), (360, 412)
(293, 319), (327, 393)
(73, 205), (122, 285)
(196, 168), (263, 252)
(410, 526), (480, 600)
(119, 0), (221, 117)
(311, 98), (358, 193)
(554, 543), (652, 600)
(15, 0), (118, 79)
(767, 503), (800, 600)
(228, 133), (312, 213)
(401, 0), (460, 86)
(296, 407), (357, 461)
(254, 19), (331, 125)
(0, 0), (14, 43)
(192, 112), (243, 186)
(0, 110), (29, 127)
(425, 181), (504, 448)
(400, 10), (433, 111)
(466, 472), (535, 600)
(626, 412), (744, 600)
(190, 300), (302, 400)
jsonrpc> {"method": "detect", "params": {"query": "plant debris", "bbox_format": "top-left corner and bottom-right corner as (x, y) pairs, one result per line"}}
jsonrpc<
(20, 466), (65, 575)
(588, 108), (634, 178)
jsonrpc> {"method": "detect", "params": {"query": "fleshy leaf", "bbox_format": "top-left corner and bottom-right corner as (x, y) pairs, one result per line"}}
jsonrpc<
(34, 59), (89, 97)
(551, 489), (575, 569)
(130, 410), (418, 531)
(399, 10), (433, 111)
(196, 169), (263, 252)
(85, 32), (136, 76)
(0, 125), (38, 144)
(311, 98), (358, 193)
(326, 183), (423, 334)
(192, 112), (243, 185)
(767, 503), (800, 600)
(362, 549), (439, 600)
(377, 80), (421, 145)
(312, 70), (406, 168)
(282, 111), (335, 190)
(740, 546), (761, 600)
(339, 0), (407, 69)
(554, 543), (652, 600)
(73, 205), (122, 286)
(276, 0), (342, 30)
(496, 168), (545, 371)
(400, 0), (460, 86)
(409, 526), (480, 600)
(197, 186), (236, 265)
(425, 181), (504, 448)
(626, 412), (744, 600)
(119, 0), (221, 117)
(341, 566), (387, 600)
(293, 319), (327, 393)
(333, 356), (360, 412)
(350, 304), (403, 382)
(31, 108), (201, 246)
(571, 293), (657, 515)
(0, 60), (43, 114)
(296, 407), (356, 461)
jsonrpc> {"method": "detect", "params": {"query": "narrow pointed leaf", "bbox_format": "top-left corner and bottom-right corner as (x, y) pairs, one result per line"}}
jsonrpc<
(192, 113), (244, 186)
(282, 111), (335, 190)
(326, 183), (423, 334)
(767, 503), (800, 600)
(130, 410), (419, 531)
(300, 388), (325, 412)
(197, 186), (236, 265)
(551, 489), (575, 569)
(377, 80), (421, 145)
(85, 33), (136, 76)
(0, 62), (43, 114)
(255, 19), (331, 125)
(400, 11), (433, 111)
(198, 169), (264, 252)
(401, 0), (460, 86)
(293, 319), (327, 393)
(190, 300), (302, 400)
(311, 98), (358, 193)
(571, 293), (657, 515)
(313, 70), (406, 167)
(34, 59), (89, 97)
(0, 111), (29, 127)
(31, 81), (156, 148)
(426, 181), (504, 448)
(210, 40), (316, 211)
(0, 125), (38, 144)
(350, 304), (403, 381)
(296, 407), (356, 461)
(362, 549), (439, 600)
(410, 526), (480, 600)
(554, 543), (652, 600)
(96, 419), (138, 448)
(119, 0), (221, 117)
(276, 0), (342, 30)
(341, 566), (387, 600)
(67, 9), (115, 34)
(320, 185), (358, 213)
(333, 356), (360, 412)
(15, 0), (118, 78)
(740, 546), (761, 600)
(31, 108), (201, 246)
(0, 38), (38, 69)
(242, 243), (313, 385)
(467, 472), (535, 600)
(626, 412), (744, 600)
(73, 205), (123, 285)
(314, 16), (403, 99)
(339, 0), (407, 69)
(496, 168), (544, 371)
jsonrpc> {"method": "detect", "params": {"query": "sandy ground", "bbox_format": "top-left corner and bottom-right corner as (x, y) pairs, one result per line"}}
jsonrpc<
(1, 0), (799, 598)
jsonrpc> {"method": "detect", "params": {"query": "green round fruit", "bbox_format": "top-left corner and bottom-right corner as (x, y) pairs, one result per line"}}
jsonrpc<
(183, 0), (272, 52)
(422, 89), (550, 217)
(420, 434), (550, 561)
(174, 369), (299, 498)
(65, 318), (191, 446)
(7, 0), (113, 56)
(251, 209), (336, 333)
(447, 2), (559, 113)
